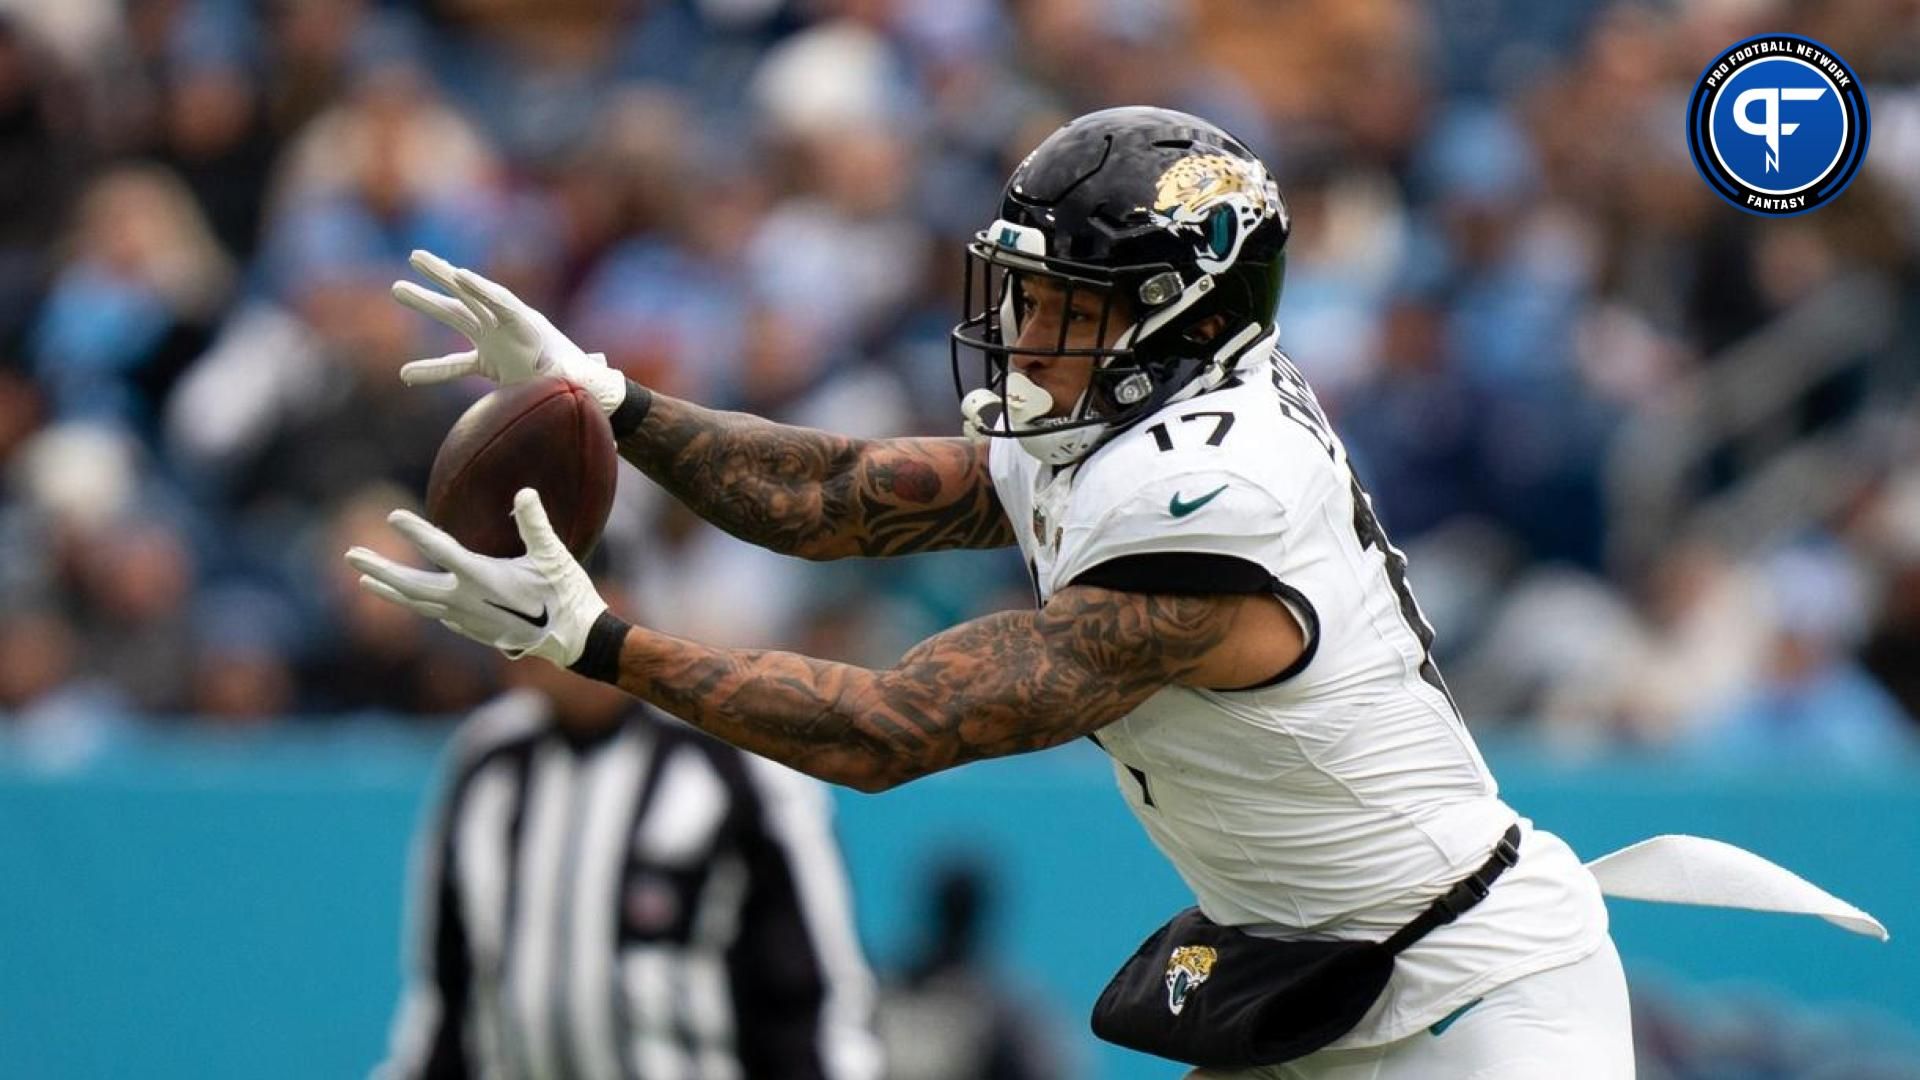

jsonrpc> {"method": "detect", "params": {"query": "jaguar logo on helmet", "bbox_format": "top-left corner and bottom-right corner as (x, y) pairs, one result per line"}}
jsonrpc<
(1164, 944), (1218, 1016)
(1147, 153), (1286, 275)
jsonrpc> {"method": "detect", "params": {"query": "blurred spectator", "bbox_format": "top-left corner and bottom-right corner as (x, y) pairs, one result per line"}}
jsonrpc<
(1339, 294), (1482, 539)
(30, 164), (234, 436)
(157, 50), (280, 261)
(0, 605), (80, 720)
(0, 420), (169, 742)
(1446, 563), (1645, 743)
(567, 89), (762, 400)
(265, 51), (499, 291)
(1, 422), (146, 673)
(160, 262), (467, 514)
(0, 368), (43, 471)
(1858, 466), (1920, 725)
(233, 268), (465, 508)
(875, 855), (1071, 1080)
(187, 582), (302, 724)
(417, 0), (635, 163)
(0, 16), (83, 353)
(746, 19), (929, 356)
(1593, 540), (1775, 747)
(68, 511), (198, 715)
(1490, 538), (1777, 751)
(1279, 152), (1415, 392)
(0, 601), (132, 765)
(623, 495), (816, 649)
(300, 485), (497, 716)
(262, 0), (377, 138)
(1682, 542), (1917, 765)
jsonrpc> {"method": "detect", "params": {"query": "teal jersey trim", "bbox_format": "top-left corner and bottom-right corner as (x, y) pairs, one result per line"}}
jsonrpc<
(1428, 997), (1484, 1037)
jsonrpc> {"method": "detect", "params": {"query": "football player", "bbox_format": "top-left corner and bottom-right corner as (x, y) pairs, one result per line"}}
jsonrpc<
(352, 108), (1634, 1077)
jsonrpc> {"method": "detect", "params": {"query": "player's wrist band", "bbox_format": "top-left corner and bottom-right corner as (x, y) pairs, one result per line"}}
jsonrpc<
(608, 378), (653, 438)
(569, 611), (632, 683)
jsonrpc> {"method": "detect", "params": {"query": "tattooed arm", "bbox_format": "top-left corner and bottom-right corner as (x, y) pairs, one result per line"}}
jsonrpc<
(617, 392), (1014, 558)
(591, 584), (1304, 792)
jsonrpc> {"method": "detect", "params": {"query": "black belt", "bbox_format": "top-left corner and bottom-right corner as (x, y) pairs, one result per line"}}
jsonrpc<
(1382, 824), (1522, 956)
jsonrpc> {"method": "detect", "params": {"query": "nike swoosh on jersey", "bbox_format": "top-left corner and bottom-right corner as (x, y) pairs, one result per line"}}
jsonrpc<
(485, 598), (550, 627)
(1168, 484), (1230, 518)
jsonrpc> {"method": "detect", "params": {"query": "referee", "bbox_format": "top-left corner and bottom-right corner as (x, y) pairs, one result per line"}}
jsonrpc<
(378, 658), (883, 1080)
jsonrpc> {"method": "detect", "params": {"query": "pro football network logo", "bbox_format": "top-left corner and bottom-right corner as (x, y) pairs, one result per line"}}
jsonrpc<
(1687, 34), (1869, 216)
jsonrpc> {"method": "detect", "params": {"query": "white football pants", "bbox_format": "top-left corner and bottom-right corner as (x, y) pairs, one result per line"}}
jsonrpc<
(1186, 939), (1635, 1080)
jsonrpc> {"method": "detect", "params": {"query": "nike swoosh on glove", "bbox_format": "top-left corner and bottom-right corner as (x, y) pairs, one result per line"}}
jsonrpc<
(391, 249), (629, 415)
(345, 488), (608, 668)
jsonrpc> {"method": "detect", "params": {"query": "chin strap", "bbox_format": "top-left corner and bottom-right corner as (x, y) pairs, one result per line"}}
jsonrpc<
(1164, 322), (1277, 409)
(1009, 377), (1102, 466)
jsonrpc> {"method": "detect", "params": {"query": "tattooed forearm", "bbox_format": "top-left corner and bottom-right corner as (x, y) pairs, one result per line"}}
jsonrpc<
(618, 393), (1014, 558)
(605, 585), (1237, 791)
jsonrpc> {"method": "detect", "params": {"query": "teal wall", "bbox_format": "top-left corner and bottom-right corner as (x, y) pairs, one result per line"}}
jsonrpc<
(0, 730), (1913, 1079)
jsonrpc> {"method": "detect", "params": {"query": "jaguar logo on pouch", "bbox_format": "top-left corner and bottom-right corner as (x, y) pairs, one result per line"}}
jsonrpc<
(1164, 945), (1217, 1015)
(1686, 34), (1869, 216)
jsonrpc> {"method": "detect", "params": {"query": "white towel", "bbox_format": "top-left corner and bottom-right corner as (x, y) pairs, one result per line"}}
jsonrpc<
(1584, 834), (1889, 941)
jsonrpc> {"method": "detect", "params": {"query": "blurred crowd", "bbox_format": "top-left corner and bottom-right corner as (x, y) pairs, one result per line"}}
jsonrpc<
(0, 0), (1918, 765)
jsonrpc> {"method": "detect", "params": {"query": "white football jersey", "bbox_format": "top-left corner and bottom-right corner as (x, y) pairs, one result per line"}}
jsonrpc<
(988, 346), (1609, 1047)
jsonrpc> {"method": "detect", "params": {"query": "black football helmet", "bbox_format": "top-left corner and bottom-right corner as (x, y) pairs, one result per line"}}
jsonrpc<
(951, 106), (1290, 465)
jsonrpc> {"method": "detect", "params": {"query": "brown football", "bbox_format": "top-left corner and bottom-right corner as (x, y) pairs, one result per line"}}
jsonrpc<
(425, 376), (617, 559)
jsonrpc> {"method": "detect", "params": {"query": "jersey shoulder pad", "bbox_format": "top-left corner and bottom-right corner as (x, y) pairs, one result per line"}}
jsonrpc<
(1055, 453), (1290, 587)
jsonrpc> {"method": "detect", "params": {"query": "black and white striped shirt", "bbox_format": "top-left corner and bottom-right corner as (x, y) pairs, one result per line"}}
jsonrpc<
(380, 691), (883, 1080)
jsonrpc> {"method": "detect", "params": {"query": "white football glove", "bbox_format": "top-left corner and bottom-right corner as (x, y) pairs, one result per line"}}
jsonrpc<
(391, 249), (629, 415)
(345, 488), (609, 668)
